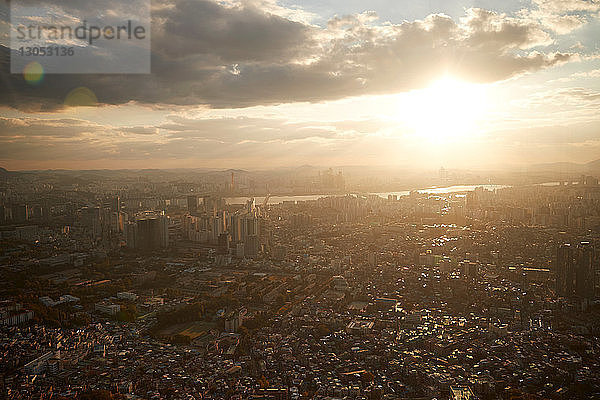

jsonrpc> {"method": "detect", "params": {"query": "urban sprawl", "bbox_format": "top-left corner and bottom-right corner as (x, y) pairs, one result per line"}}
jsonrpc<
(1, 169), (600, 400)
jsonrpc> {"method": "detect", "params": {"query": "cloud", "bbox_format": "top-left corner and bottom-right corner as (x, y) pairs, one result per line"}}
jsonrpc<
(532, 0), (600, 14)
(159, 115), (387, 143)
(492, 120), (600, 145)
(2, 112), (599, 168)
(0, 1), (579, 111)
(0, 113), (395, 165)
(524, 0), (600, 34)
(152, 0), (313, 62)
(120, 126), (160, 135)
(0, 116), (103, 137)
(518, 86), (600, 107)
(461, 8), (553, 49)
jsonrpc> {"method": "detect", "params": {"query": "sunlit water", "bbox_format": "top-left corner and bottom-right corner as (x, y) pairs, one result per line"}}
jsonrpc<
(225, 184), (510, 205)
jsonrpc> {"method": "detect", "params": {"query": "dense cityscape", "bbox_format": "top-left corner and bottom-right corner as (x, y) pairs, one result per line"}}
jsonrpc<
(0, 167), (599, 399)
(3, 0), (600, 397)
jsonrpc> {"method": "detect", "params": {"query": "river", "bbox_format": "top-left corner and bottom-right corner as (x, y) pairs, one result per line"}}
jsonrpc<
(224, 184), (510, 205)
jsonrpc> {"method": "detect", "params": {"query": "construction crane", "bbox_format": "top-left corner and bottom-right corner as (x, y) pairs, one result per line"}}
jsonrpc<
(261, 194), (271, 209)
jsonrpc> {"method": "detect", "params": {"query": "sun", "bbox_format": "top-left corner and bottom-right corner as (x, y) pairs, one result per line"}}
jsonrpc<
(399, 76), (489, 142)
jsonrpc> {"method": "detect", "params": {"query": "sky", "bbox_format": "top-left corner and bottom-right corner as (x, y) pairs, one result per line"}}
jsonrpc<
(0, 0), (600, 170)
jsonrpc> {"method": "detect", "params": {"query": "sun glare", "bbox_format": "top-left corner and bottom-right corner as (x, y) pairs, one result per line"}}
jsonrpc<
(399, 76), (489, 141)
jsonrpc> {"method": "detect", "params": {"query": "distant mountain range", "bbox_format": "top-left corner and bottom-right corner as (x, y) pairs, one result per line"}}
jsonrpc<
(526, 159), (600, 174)
(1, 160), (599, 176)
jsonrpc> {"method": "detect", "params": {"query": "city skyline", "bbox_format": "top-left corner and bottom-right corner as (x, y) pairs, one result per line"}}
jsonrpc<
(1, 166), (599, 399)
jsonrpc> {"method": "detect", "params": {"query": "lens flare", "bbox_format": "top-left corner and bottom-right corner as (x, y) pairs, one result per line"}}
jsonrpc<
(23, 62), (44, 85)
(64, 87), (98, 107)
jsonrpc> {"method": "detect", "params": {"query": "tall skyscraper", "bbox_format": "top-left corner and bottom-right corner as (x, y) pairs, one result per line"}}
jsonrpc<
(557, 242), (596, 300)
(125, 212), (169, 250)
(109, 196), (122, 232)
(187, 195), (198, 213)
(110, 196), (120, 214)
(556, 244), (574, 297)
(576, 242), (595, 300)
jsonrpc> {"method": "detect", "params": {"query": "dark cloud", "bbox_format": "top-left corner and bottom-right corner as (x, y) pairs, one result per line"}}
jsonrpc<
(0, 1), (577, 111)
(152, 0), (313, 62)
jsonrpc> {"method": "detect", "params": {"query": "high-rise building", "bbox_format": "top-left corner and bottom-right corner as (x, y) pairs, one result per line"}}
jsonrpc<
(224, 310), (242, 333)
(229, 213), (259, 242)
(556, 244), (574, 297)
(556, 242), (596, 300)
(107, 197), (122, 232)
(125, 212), (169, 250)
(12, 204), (29, 222)
(461, 261), (479, 281)
(212, 215), (225, 241)
(203, 196), (224, 215)
(245, 215), (259, 237)
(110, 196), (121, 214)
(187, 195), (198, 213)
(244, 235), (260, 257)
(217, 233), (230, 255)
(230, 214), (243, 242)
(576, 242), (595, 300)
